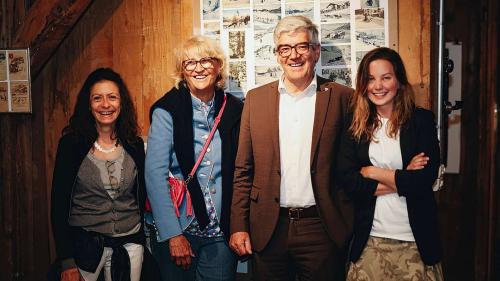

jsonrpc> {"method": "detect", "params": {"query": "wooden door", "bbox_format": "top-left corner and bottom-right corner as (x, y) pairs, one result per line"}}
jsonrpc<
(433, 0), (498, 280)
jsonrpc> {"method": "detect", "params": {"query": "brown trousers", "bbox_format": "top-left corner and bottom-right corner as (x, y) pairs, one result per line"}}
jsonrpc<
(252, 214), (347, 281)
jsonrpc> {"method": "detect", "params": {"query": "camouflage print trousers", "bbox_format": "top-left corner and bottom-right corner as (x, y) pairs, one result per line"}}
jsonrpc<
(346, 236), (444, 281)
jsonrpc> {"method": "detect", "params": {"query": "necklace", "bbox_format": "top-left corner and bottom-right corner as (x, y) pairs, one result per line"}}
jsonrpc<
(94, 141), (117, 154)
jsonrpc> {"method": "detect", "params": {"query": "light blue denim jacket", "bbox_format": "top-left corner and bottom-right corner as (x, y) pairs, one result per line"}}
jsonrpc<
(145, 94), (223, 242)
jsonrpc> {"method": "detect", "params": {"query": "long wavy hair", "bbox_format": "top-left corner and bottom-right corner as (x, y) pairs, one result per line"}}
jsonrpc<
(350, 47), (415, 142)
(63, 68), (139, 144)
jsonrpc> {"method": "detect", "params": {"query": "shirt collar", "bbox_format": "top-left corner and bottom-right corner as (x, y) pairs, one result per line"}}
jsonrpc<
(278, 75), (317, 96)
(190, 92), (214, 110)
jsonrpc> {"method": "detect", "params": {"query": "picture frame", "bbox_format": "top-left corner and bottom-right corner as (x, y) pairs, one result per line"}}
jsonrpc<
(0, 48), (32, 113)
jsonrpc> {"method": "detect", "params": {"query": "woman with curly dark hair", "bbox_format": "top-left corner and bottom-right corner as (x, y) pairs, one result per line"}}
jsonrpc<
(51, 68), (150, 281)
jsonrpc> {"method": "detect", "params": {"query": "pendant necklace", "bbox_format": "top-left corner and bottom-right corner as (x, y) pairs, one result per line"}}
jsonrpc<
(94, 141), (117, 154)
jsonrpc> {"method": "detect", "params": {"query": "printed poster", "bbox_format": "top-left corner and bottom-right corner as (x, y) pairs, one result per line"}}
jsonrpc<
(0, 49), (31, 113)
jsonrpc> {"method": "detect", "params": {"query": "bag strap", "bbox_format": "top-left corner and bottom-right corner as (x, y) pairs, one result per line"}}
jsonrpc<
(185, 94), (227, 184)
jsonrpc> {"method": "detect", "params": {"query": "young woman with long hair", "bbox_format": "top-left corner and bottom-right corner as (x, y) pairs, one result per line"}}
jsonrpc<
(337, 47), (444, 280)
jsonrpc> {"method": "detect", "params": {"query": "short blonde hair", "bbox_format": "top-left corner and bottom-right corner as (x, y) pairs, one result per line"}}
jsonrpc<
(273, 15), (319, 45)
(172, 36), (227, 89)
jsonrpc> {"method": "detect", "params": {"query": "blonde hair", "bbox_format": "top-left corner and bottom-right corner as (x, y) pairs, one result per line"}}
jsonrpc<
(273, 15), (319, 45)
(350, 47), (415, 142)
(172, 36), (227, 89)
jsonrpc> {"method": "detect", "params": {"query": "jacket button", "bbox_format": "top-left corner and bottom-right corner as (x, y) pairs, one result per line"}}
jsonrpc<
(277, 170), (281, 176)
(274, 197), (279, 203)
(311, 170), (316, 175)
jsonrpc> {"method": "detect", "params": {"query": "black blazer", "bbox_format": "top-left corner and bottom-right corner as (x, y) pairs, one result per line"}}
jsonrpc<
(336, 107), (442, 265)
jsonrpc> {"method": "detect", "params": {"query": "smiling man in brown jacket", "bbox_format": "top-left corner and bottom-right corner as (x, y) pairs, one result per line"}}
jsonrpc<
(229, 15), (353, 281)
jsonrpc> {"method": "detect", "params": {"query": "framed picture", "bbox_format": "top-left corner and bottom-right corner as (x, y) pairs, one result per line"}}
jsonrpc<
(0, 48), (31, 113)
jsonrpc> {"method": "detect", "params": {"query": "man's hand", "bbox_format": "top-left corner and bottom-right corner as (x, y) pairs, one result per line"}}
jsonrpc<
(169, 234), (195, 270)
(407, 152), (429, 170)
(60, 268), (84, 281)
(229, 232), (253, 256)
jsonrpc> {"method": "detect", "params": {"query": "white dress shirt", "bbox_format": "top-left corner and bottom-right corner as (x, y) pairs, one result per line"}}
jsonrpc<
(369, 117), (415, 241)
(278, 75), (317, 208)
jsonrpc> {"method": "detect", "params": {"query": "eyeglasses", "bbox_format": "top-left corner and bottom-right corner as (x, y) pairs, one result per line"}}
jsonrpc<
(182, 57), (218, 71)
(105, 161), (119, 190)
(274, 42), (316, 57)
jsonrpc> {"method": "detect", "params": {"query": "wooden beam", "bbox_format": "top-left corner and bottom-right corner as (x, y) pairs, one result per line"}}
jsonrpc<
(12, 0), (94, 76)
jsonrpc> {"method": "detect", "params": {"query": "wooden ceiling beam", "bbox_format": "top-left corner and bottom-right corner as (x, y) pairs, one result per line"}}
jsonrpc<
(12, 0), (94, 77)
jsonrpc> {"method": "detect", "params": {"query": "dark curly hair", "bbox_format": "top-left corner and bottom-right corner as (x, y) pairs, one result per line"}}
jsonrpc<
(63, 68), (140, 145)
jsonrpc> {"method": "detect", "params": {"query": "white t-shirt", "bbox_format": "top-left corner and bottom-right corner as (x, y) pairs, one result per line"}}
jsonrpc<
(369, 117), (415, 241)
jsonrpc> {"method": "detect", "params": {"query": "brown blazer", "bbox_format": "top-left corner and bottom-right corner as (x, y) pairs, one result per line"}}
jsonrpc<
(230, 76), (354, 252)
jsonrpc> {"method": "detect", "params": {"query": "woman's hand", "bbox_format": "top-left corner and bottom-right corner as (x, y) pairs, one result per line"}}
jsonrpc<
(169, 234), (195, 270)
(60, 268), (84, 281)
(407, 152), (429, 170)
(360, 166), (375, 179)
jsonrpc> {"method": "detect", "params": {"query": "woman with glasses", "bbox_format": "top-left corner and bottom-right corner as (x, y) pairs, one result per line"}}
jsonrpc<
(51, 68), (153, 281)
(336, 47), (444, 280)
(145, 35), (243, 281)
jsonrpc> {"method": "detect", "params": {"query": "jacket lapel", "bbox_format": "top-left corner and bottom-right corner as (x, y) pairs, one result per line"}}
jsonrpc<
(399, 115), (415, 167)
(310, 77), (331, 166)
(268, 81), (281, 163)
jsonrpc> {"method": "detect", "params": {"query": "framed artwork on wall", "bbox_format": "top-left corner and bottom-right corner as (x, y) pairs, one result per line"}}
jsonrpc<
(0, 48), (31, 113)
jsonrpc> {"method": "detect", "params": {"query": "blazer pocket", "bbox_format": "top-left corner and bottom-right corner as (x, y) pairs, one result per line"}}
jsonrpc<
(250, 188), (259, 202)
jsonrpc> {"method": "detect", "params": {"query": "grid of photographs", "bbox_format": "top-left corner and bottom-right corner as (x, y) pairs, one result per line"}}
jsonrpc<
(319, 0), (352, 87)
(0, 49), (31, 113)
(200, 0), (389, 97)
(354, 2), (385, 72)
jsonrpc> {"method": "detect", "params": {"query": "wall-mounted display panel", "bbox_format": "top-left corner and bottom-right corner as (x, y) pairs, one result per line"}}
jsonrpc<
(0, 49), (32, 113)
(200, 0), (397, 98)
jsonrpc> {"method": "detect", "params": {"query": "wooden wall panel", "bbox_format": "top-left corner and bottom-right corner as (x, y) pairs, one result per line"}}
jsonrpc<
(0, 1), (46, 280)
(1, 0), (14, 46)
(13, 116), (34, 281)
(141, 0), (195, 130)
(398, 0), (432, 109)
(142, 0), (174, 131)
(112, 0), (145, 132)
(0, 116), (16, 281)
(12, 0), (94, 76)
(476, 0), (497, 278)
(11, 0), (25, 36)
(0, 2), (15, 279)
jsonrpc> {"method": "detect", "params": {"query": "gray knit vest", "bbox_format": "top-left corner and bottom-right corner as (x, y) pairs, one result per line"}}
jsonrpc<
(68, 151), (140, 235)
